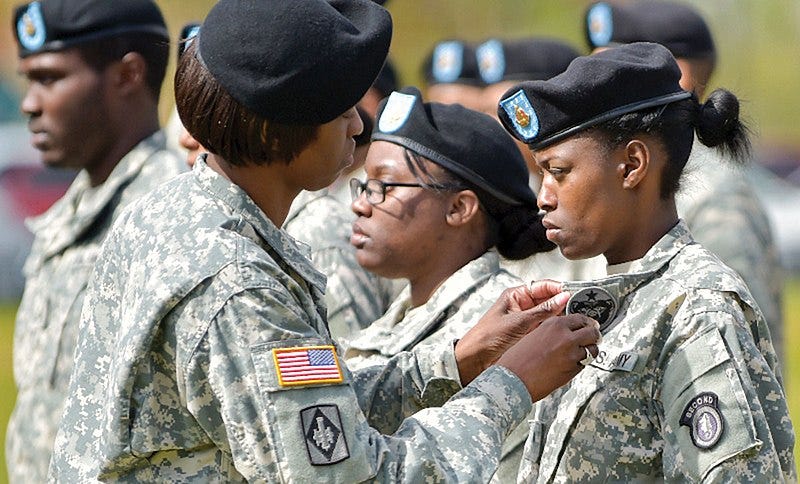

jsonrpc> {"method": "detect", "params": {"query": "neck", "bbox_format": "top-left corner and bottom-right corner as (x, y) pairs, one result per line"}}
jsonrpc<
(408, 236), (486, 307)
(605, 201), (678, 265)
(205, 154), (300, 227)
(85, 106), (160, 187)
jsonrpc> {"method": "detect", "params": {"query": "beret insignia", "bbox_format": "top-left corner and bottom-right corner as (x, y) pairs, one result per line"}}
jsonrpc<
(500, 90), (539, 141)
(17, 2), (46, 52)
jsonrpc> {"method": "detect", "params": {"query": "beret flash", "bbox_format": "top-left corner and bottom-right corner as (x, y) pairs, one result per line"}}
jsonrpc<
(198, 0), (392, 125)
(422, 39), (482, 86)
(498, 42), (691, 149)
(585, 1), (715, 60)
(373, 86), (536, 206)
(14, 0), (168, 58)
(476, 37), (580, 85)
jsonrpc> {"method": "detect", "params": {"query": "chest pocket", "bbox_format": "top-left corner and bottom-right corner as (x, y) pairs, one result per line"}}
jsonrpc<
(15, 248), (97, 389)
(251, 338), (375, 483)
(535, 350), (661, 483)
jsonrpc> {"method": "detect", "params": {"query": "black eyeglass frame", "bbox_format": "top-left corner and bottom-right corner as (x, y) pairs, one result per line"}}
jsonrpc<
(349, 178), (461, 205)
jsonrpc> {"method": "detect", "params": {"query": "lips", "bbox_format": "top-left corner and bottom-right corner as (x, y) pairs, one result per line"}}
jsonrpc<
(350, 221), (369, 248)
(541, 218), (562, 242)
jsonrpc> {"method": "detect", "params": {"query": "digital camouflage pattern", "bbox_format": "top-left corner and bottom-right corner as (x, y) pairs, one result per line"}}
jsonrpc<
(343, 250), (527, 482)
(5, 131), (184, 483)
(518, 221), (795, 483)
(677, 140), (784, 362)
(284, 189), (397, 342)
(49, 158), (533, 482)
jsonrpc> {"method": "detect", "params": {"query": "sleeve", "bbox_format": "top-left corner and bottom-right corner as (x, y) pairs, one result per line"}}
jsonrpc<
(350, 339), (464, 434)
(184, 287), (532, 482)
(658, 304), (795, 482)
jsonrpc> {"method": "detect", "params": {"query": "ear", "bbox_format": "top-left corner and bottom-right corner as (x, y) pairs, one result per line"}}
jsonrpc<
(618, 139), (650, 189)
(109, 52), (148, 96)
(445, 189), (481, 227)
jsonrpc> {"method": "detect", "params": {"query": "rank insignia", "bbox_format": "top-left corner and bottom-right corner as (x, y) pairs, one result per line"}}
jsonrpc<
(499, 90), (539, 141)
(273, 345), (343, 387)
(477, 39), (505, 84)
(432, 41), (464, 83)
(17, 1), (46, 52)
(300, 404), (350, 465)
(377, 91), (416, 134)
(566, 286), (618, 332)
(587, 2), (613, 47)
(680, 392), (724, 449)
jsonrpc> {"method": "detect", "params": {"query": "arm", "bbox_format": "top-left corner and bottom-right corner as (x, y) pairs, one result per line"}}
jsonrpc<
(658, 299), (795, 482)
(186, 284), (600, 482)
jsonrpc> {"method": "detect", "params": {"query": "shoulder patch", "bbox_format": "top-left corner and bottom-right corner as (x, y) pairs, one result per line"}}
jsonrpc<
(300, 404), (350, 465)
(273, 345), (343, 387)
(680, 392), (725, 449)
(567, 286), (618, 332)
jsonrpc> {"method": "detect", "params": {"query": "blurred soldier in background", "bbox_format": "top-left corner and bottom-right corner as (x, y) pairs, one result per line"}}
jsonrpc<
(584, 0), (785, 363)
(6, 0), (184, 481)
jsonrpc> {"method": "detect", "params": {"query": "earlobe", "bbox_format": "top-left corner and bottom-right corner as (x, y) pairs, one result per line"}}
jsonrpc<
(621, 140), (649, 189)
(446, 190), (480, 227)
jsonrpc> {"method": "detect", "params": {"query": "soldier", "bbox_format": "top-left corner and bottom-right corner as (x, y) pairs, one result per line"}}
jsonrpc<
(50, 0), (602, 481)
(421, 38), (485, 111)
(474, 36), (606, 285)
(584, 0), (785, 363)
(498, 42), (795, 481)
(343, 86), (556, 479)
(6, 0), (184, 481)
(173, 25), (391, 341)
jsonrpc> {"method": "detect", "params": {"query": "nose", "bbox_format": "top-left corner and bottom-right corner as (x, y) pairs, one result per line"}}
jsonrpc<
(537, 177), (557, 212)
(351, 188), (372, 217)
(348, 106), (364, 138)
(20, 85), (41, 118)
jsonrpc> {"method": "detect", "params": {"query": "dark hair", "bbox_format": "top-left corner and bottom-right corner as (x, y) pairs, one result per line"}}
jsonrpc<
(591, 88), (751, 198)
(77, 33), (169, 100)
(174, 41), (318, 166)
(403, 148), (555, 260)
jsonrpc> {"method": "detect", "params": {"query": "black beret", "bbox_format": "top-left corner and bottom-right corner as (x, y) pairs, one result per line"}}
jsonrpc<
(585, 1), (715, 60)
(372, 57), (399, 99)
(498, 42), (692, 149)
(373, 86), (535, 206)
(176, 22), (200, 61)
(476, 37), (580, 84)
(422, 40), (482, 86)
(198, 0), (392, 125)
(13, 0), (168, 58)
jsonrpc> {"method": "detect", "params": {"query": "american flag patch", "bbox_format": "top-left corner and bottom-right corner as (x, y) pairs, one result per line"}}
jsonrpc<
(273, 345), (344, 387)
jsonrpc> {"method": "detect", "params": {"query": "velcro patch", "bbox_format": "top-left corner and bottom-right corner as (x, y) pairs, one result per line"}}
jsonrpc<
(273, 345), (343, 387)
(301, 404), (350, 465)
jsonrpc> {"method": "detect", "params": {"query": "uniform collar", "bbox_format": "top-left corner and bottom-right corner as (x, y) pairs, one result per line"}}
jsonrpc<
(26, 131), (168, 258)
(192, 157), (327, 294)
(563, 220), (693, 333)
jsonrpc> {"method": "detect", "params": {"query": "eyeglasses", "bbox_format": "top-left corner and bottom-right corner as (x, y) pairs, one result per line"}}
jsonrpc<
(349, 178), (459, 205)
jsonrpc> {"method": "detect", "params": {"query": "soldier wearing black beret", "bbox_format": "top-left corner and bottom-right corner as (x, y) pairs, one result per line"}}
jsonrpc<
(7, 1), (185, 481)
(498, 41), (794, 482)
(584, 0), (786, 363)
(50, 0), (601, 481)
(421, 39), (485, 111)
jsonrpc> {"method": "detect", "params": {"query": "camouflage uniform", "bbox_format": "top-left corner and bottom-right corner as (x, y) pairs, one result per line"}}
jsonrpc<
(49, 159), (533, 482)
(343, 250), (529, 483)
(5, 132), (183, 483)
(677, 140), (784, 362)
(284, 189), (394, 341)
(518, 221), (796, 483)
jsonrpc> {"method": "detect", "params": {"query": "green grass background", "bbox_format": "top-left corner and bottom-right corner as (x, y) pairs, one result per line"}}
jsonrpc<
(1, 279), (799, 481)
